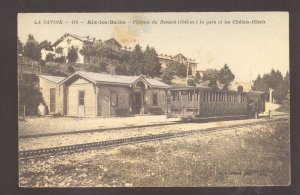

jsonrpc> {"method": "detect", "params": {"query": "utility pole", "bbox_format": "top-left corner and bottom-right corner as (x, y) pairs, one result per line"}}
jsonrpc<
(269, 88), (274, 117)
(186, 60), (190, 86)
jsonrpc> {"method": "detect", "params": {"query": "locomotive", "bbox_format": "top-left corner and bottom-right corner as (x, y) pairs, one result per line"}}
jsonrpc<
(166, 86), (265, 120)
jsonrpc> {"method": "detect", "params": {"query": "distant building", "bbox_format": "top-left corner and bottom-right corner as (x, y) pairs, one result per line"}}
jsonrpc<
(41, 34), (123, 64)
(158, 53), (198, 76)
(39, 71), (170, 117)
(103, 38), (122, 51)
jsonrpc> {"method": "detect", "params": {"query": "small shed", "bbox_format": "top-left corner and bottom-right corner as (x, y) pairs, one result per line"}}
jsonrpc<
(39, 75), (65, 114)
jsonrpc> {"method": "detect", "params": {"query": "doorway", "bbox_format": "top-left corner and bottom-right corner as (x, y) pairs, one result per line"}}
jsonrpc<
(133, 91), (143, 114)
(50, 88), (56, 113)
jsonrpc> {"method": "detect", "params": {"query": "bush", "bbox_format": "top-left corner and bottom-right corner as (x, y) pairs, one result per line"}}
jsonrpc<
(54, 56), (66, 63)
(187, 78), (196, 86)
(85, 63), (107, 73)
(18, 72), (44, 115)
(45, 53), (55, 62)
(67, 66), (75, 74)
(39, 60), (46, 66)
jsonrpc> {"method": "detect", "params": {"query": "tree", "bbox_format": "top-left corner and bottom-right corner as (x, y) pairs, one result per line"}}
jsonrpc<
(160, 67), (175, 85)
(55, 47), (64, 56)
(142, 46), (161, 78)
(187, 78), (197, 86)
(168, 61), (187, 78)
(218, 64), (235, 84)
(39, 40), (53, 51)
(54, 56), (66, 63)
(17, 36), (23, 55)
(67, 46), (78, 63)
(45, 53), (55, 62)
(128, 44), (143, 75)
(194, 71), (201, 84)
(202, 69), (219, 89)
(18, 72), (44, 115)
(283, 71), (290, 88)
(23, 34), (41, 61)
(252, 69), (288, 103)
(85, 63), (107, 73)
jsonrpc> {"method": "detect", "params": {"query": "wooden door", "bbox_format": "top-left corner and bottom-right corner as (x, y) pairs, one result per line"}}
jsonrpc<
(50, 88), (56, 113)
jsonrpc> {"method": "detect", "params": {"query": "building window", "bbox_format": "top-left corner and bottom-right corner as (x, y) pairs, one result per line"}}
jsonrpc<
(111, 91), (118, 106)
(153, 93), (158, 106)
(78, 91), (85, 106)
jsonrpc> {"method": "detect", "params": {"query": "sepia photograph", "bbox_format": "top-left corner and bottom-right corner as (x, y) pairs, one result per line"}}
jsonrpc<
(17, 12), (290, 187)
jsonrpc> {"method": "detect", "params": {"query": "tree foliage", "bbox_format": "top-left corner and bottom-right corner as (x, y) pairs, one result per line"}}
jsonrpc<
(142, 46), (161, 78)
(160, 67), (175, 85)
(80, 43), (162, 77)
(218, 64), (235, 90)
(202, 69), (219, 89)
(55, 47), (63, 55)
(187, 78), (197, 87)
(45, 53), (55, 62)
(23, 34), (41, 61)
(67, 46), (78, 63)
(18, 72), (44, 115)
(85, 63), (107, 73)
(39, 40), (53, 51)
(252, 69), (289, 103)
(17, 37), (23, 55)
(128, 44), (143, 75)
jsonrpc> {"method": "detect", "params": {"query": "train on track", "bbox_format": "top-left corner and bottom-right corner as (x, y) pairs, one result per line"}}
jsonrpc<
(166, 86), (265, 121)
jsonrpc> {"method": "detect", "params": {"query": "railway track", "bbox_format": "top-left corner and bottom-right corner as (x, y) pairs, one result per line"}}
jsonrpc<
(19, 115), (255, 139)
(19, 117), (288, 159)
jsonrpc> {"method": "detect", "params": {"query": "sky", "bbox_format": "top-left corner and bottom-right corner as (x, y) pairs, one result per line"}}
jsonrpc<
(18, 12), (289, 82)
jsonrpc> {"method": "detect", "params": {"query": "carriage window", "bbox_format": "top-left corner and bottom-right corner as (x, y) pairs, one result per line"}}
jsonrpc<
(153, 93), (158, 106)
(111, 91), (118, 106)
(188, 92), (193, 101)
(172, 92), (179, 101)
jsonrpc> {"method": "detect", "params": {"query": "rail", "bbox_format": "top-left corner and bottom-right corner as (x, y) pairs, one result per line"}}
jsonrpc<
(19, 117), (288, 159)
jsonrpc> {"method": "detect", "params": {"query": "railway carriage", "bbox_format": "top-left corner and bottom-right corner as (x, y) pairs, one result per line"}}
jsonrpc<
(166, 86), (265, 120)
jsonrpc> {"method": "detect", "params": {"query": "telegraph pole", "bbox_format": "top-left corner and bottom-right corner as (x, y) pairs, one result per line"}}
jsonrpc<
(186, 60), (190, 86)
(269, 88), (274, 117)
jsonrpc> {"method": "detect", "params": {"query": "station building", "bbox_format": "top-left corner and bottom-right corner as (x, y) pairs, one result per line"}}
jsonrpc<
(39, 71), (170, 117)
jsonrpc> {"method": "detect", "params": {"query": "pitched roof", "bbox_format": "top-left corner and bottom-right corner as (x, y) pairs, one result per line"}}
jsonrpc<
(173, 53), (187, 60)
(60, 71), (170, 88)
(144, 78), (170, 88)
(53, 33), (91, 47)
(104, 38), (122, 48)
(39, 75), (66, 84)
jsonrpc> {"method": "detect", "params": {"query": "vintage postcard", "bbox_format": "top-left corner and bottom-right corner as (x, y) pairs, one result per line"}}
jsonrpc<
(18, 12), (290, 187)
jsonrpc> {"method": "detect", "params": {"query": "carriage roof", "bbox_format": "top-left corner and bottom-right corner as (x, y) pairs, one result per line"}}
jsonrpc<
(169, 86), (249, 94)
